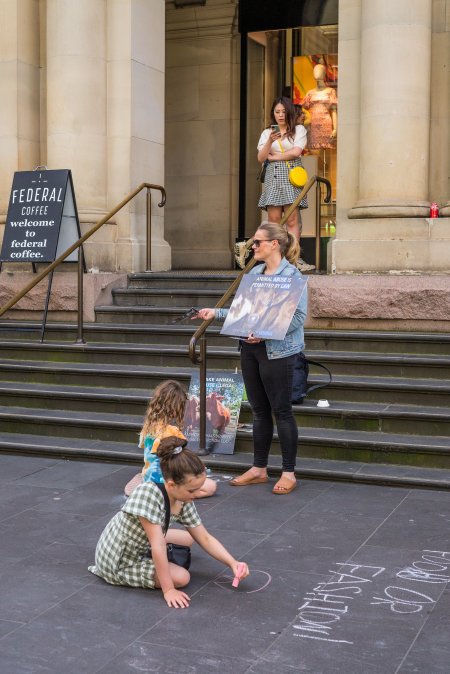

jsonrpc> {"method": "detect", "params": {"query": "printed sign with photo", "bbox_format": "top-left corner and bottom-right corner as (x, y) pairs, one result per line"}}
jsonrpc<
(184, 371), (244, 455)
(220, 275), (307, 340)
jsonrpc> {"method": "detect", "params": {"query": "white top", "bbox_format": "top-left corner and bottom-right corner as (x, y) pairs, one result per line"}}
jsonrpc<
(257, 125), (307, 153)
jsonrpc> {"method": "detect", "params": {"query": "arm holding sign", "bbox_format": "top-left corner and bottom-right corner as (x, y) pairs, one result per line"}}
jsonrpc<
(285, 278), (308, 335)
(195, 307), (262, 343)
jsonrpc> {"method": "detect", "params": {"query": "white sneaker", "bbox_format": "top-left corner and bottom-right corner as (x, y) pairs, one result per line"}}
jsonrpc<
(296, 258), (315, 272)
(234, 241), (250, 269)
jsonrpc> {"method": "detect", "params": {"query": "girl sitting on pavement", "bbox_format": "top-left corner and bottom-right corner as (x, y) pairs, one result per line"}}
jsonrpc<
(89, 436), (249, 608)
(124, 379), (216, 499)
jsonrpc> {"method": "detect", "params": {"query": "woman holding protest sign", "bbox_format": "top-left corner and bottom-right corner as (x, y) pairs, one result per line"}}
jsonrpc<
(196, 221), (307, 495)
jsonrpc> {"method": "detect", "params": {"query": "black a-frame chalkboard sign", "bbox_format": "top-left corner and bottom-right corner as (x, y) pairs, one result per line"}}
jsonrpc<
(0, 169), (84, 339)
(1, 169), (81, 263)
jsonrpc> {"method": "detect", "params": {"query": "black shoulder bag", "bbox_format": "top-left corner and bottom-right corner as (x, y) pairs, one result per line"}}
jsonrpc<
(155, 483), (191, 570)
(258, 159), (269, 183)
(291, 352), (332, 404)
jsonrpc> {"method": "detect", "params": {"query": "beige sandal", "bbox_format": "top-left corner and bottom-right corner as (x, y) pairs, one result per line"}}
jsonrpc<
(229, 474), (269, 486)
(272, 477), (297, 495)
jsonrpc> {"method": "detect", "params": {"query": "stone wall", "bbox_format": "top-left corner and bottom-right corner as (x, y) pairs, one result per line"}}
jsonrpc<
(333, 0), (450, 274)
(165, 0), (239, 269)
(307, 272), (450, 331)
(0, 270), (126, 322)
(0, 0), (170, 275)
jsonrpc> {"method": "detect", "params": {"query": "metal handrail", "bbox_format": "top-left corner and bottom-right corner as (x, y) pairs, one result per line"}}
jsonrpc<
(188, 174), (331, 453)
(0, 182), (166, 342)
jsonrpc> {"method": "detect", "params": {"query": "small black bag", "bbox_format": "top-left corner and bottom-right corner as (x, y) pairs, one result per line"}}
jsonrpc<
(258, 159), (269, 183)
(291, 352), (332, 404)
(166, 543), (191, 570)
(157, 483), (191, 570)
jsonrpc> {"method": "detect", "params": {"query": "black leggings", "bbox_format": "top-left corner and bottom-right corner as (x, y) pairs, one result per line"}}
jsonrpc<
(240, 341), (298, 472)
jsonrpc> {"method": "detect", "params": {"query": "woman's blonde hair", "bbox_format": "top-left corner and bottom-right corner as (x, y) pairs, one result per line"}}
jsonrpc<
(141, 380), (188, 438)
(257, 221), (300, 265)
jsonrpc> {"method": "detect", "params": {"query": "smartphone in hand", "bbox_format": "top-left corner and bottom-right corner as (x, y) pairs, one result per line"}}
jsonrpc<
(271, 124), (280, 133)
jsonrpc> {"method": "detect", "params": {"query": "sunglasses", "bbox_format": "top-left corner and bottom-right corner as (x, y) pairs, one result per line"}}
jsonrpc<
(252, 238), (275, 247)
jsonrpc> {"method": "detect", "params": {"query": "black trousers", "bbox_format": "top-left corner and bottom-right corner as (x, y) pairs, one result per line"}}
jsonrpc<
(240, 341), (298, 472)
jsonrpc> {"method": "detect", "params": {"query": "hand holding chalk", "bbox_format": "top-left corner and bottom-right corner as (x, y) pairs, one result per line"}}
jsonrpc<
(232, 562), (247, 588)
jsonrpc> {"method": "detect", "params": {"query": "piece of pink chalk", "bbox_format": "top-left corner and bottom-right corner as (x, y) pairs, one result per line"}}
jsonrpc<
(232, 563), (246, 588)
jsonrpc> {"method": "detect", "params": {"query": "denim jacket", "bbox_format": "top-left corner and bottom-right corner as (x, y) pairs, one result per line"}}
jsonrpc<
(216, 257), (308, 360)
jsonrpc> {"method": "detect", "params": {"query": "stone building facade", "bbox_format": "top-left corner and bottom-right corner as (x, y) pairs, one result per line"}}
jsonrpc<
(1, 0), (450, 327)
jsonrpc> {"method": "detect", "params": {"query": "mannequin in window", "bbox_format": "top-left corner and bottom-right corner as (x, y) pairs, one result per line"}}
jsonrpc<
(302, 64), (337, 150)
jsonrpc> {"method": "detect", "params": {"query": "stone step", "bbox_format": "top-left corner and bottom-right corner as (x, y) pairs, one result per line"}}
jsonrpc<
(1, 339), (450, 380)
(240, 400), (450, 437)
(0, 320), (231, 346)
(2, 320), (449, 357)
(235, 426), (450, 469)
(0, 358), (449, 406)
(1, 431), (449, 489)
(0, 405), (142, 444)
(0, 358), (194, 389)
(310, 350), (450, 379)
(0, 340), (241, 369)
(94, 306), (216, 325)
(0, 382), (149, 414)
(305, 329), (450, 356)
(112, 287), (234, 308)
(0, 407), (449, 469)
(1, 381), (449, 437)
(128, 271), (238, 291)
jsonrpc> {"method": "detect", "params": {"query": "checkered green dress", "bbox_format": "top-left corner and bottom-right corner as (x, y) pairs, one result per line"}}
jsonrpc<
(88, 482), (201, 588)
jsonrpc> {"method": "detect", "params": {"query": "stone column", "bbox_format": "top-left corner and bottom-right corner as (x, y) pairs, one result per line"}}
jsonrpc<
(349, 0), (433, 218)
(108, 0), (170, 272)
(165, 0), (237, 269)
(433, 0), (450, 216)
(46, 0), (107, 222)
(0, 0), (40, 220)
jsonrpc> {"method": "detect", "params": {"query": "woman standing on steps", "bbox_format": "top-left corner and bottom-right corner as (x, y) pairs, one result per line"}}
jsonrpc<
(196, 221), (307, 495)
(235, 97), (314, 272)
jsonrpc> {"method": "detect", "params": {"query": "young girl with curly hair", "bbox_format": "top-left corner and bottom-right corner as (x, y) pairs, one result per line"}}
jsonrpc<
(124, 380), (216, 499)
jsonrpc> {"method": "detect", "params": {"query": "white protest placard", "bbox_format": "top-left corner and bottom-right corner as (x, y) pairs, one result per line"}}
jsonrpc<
(221, 274), (307, 340)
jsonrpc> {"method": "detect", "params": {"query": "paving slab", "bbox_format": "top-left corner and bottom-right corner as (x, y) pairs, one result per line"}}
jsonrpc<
(95, 642), (252, 674)
(0, 454), (60, 483)
(0, 454), (449, 674)
(14, 459), (123, 490)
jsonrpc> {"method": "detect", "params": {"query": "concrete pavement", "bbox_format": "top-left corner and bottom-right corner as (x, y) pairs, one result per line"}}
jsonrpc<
(0, 453), (449, 673)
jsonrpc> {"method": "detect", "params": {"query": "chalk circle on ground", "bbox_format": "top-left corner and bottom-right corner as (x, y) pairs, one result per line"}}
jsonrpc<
(214, 569), (272, 594)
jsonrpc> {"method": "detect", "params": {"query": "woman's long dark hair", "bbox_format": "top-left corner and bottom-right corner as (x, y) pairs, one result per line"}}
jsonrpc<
(157, 436), (205, 485)
(270, 97), (297, 140)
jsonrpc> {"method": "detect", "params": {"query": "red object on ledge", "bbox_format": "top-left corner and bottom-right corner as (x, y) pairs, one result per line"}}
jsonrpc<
(430, 202), (439, 218)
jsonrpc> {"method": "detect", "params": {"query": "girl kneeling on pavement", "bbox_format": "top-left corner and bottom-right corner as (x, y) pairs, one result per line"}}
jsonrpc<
(89, 436), (249, 608)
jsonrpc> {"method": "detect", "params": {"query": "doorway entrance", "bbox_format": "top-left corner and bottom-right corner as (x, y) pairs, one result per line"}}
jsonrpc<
(238, 0), (338, 270)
